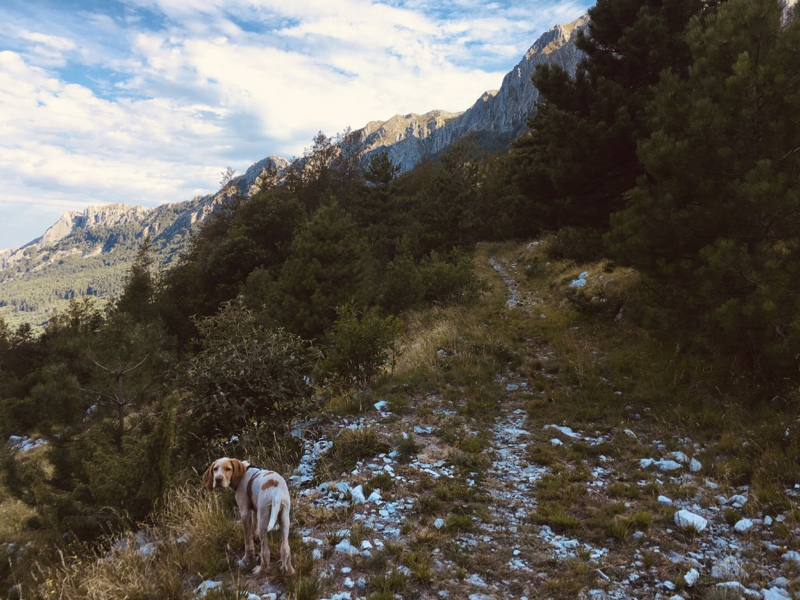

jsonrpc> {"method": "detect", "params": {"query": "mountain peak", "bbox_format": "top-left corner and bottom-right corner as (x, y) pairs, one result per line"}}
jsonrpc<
(527, 14), (589, 57)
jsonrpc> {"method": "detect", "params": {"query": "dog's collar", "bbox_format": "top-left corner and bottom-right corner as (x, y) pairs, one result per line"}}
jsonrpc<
(244, 466), (264, 512)
(234, 464), (262, 492)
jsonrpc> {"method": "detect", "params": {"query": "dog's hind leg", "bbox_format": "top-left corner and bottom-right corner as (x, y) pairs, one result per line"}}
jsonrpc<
(252, 505), (271, 577)
(279, 500), (294, 575)
(238, 509), (256, 568)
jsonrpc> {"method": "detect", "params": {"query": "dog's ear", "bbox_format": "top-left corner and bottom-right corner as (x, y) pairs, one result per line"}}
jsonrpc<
(203, 460), (216, 491)
(230, 459), (246, 488)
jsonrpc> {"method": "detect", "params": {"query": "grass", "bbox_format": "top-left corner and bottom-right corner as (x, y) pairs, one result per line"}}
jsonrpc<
(315, 428), (391, 479)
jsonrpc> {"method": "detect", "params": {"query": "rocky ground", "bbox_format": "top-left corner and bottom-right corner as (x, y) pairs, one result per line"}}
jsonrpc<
(197, 255), (800, 600)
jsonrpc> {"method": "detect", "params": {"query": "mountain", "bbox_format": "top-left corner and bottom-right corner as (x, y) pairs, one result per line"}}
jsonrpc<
(0, 157), (288, 328)
(354, 15), (587, 171)
(0, 18), (587, 329)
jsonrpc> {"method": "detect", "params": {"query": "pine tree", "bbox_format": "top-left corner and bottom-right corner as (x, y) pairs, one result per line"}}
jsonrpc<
(115, 237), (156, 322)
(506, 0), (712, 244)
(607, 0), (800, 375)
(267, 201), (374, 339)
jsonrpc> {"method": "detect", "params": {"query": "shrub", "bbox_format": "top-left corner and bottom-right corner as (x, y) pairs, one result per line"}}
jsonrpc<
(419, 250), (489, 306)
(178, 300), (320, 454)
(321, 304), (401, 389)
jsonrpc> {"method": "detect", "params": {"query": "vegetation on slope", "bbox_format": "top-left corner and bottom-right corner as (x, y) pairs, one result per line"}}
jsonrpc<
(0, 0), (798, 597)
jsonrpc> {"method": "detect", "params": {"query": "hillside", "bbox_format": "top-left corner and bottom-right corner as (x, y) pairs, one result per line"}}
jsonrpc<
(9, 240), (798, 599)
(1, 2), (798, 598)
(0, 158), (287, 329)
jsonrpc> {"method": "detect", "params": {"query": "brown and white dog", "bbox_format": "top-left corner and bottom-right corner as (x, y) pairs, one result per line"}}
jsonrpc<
(203, 457), (294, 577)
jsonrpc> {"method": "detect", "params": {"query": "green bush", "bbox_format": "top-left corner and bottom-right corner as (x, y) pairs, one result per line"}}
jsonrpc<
(179, 299), (320, 453)
(321, 304), (401, 389)
(419, 250), (488, 306)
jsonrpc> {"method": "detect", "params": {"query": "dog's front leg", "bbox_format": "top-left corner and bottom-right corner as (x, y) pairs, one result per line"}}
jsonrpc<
(238, 509), (256, 568)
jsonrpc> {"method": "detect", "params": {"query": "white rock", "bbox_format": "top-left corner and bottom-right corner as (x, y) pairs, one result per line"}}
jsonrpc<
(350, 485), (366, 504)
(343, 577), (354, 588)
(763, 588), (791, 600)
(194, 580), (222, 597)
(139, 542), (159, 557)
(624, 429), (638, 439)
(734, 518), (754, 533)
(658, 495), (673, 505)
(550, 438), (563, 446)
(544, 424), (580, 438)
(367, 490), (382, 503)
(639, 457), (682, 471)
(674, 509), (708, 532)
(373, 400), (388, 411)
(689, 458), (702, 472)
(335, 539), (359, 556)
(782, 550), (800, 566)
(684, 568), (699, 587)
(434, 518), (445, 530)
(711, 556), (743, 579)
(728, 494), (748, 508)
(764, 515), (773, 526)
(657, 459), (683, 471)
(668, 451), (689, 464)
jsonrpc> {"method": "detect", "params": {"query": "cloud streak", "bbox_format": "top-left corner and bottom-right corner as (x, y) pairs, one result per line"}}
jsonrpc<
(0, 0), (591, 250)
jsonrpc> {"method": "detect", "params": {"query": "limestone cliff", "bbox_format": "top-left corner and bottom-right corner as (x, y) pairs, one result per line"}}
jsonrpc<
(355, 15), (588, 171)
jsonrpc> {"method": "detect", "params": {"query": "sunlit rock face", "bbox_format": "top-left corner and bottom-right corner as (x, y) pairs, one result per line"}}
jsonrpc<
(355, 15), (588, 172)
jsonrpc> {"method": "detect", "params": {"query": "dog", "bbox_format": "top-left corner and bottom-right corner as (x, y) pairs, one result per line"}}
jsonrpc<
(203, 457), (294, 577)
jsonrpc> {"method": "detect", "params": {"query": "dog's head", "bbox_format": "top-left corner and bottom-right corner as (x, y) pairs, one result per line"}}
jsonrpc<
(203, 457), (247, 491)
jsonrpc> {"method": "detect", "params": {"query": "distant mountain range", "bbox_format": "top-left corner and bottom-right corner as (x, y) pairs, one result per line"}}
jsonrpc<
(0, 16), (587, 329)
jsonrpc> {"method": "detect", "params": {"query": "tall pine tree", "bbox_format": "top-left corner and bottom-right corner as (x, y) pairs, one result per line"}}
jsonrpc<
(607, 0), (800, 376)
(506, 0), (713, 245)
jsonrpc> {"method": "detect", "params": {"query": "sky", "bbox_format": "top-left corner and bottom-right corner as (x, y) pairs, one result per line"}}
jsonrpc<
(0, 0), (592, 251)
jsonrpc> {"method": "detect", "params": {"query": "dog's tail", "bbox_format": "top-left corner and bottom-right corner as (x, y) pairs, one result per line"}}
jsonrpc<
(267, 495), (281, 532)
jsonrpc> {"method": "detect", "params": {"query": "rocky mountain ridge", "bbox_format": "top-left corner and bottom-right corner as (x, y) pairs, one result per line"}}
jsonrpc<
(353, 15), (588, 171)
(0, 17), (587, 327)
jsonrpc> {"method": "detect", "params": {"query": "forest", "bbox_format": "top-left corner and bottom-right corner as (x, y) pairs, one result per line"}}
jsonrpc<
(1, 0), (798, 596)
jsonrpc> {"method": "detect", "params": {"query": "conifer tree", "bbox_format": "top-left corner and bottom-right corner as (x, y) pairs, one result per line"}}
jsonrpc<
(506, 0), (712, 243)
(607, 0), (800, 374)
(115, 237), (156, 322)
(267, 201), (374, 339)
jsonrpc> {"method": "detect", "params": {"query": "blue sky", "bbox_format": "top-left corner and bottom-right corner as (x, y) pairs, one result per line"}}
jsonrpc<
(0, 0), (591, 250)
